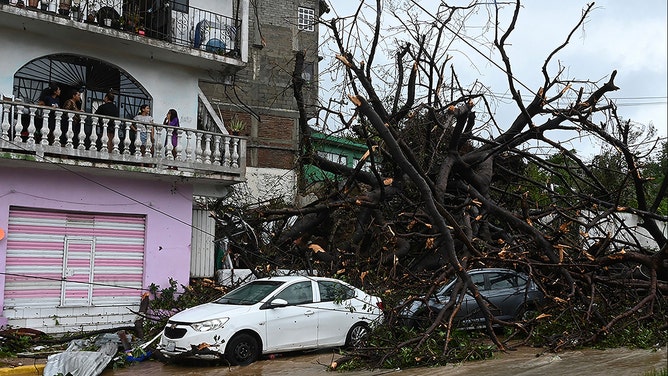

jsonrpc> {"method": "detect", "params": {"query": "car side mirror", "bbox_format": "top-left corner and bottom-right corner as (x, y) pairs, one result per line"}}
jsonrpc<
(270, 298), (289, 308)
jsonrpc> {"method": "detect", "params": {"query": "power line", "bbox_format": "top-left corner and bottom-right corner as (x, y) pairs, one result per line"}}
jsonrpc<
(484, 91), (667, 104)
(1, 132), (291, 282)
(0, 134), (217, 241)
(1, 271), (149, 293)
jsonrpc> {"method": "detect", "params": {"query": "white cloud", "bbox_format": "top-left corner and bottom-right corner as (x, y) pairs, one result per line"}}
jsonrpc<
(320, 1), (667, 139)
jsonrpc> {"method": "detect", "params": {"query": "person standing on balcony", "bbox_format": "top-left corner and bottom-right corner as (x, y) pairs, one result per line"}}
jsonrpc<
(95, 91), (120, 151)
(41, 83), (61, 108)
(39, 83), (60, 145)
(163, 108), (180, 159)
(63, 90), (82, 112)
(132, 104), (154, 155)
(61, 90), (83, 146)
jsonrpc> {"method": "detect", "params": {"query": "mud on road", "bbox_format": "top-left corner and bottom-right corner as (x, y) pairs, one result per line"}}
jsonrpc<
(102, 346), (667, 376)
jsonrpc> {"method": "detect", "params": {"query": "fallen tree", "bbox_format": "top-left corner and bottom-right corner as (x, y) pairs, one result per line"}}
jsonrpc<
(215, 0), (666, 368)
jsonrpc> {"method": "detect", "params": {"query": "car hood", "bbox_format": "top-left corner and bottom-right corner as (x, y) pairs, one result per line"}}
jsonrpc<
(168, 302), (256, 323)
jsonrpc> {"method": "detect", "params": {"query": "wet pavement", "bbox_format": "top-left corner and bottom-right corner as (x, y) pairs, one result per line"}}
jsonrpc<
(102, 346), (667, 376)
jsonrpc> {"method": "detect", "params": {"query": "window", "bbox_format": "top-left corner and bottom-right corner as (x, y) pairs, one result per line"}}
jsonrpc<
(488, 273), (517, 290)
(298, 7), (315, 31)
(275, 281), (313, 305)
(302, 62), (314, 83)
(317, 151), (347, 165)
(352, 158), (372, 172)
(470, 273), (486, 290)
(318, 281), (355, 302)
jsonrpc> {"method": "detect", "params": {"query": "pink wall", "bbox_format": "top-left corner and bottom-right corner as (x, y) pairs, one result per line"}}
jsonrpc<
(0, 165), (194, 320)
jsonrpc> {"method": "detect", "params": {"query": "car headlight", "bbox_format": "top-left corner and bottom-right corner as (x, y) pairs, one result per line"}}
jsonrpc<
(191, 318), (229, 332)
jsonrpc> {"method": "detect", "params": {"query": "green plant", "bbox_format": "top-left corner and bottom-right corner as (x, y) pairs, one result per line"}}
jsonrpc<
(0, 330), (40, 357)
(140, 279), (228, 339)
(228, 116), (246, 133)
(130, 346), (146, 358)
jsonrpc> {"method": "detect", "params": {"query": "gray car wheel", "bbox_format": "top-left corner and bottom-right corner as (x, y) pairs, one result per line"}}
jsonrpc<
(517, 304), (539, 321)
(345, 322), (369, 347)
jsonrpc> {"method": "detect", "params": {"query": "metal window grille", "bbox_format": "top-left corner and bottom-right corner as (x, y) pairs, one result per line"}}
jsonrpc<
(298, 7), (315, 32)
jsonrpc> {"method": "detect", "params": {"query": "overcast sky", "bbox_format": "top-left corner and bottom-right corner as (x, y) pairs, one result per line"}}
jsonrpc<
(319, 1), (667, 156)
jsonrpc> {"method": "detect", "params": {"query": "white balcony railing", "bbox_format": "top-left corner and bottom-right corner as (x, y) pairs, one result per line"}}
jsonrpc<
(3, 0), (242, 58)
(0, 99), (246, 178)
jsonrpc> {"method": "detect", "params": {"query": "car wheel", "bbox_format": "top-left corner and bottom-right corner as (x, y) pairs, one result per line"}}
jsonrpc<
(517, 305), (538, 321)
(225, 333), (259, 366)
(345, 322), (369, 348)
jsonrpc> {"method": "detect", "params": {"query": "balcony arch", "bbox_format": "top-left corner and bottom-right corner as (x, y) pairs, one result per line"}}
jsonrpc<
(12, 53), (152, 119)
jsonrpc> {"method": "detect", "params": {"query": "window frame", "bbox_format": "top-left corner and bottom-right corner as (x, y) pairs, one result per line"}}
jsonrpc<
(298, 7), (316, 32)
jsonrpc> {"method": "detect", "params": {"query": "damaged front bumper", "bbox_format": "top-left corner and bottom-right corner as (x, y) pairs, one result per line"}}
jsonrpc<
(158, 339), (226, 360)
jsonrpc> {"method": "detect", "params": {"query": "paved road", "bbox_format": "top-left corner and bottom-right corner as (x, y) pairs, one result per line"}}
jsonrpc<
(102, 347), (667, 376)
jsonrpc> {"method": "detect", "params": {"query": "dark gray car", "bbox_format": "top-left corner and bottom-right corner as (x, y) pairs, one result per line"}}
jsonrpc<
(400, 268), (544, 329)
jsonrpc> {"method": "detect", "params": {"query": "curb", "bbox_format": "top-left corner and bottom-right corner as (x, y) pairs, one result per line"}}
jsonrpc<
(0, 364), (45, 375)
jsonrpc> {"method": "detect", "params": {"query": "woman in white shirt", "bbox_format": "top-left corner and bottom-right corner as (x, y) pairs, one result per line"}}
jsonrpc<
(132, 104), (154, 154)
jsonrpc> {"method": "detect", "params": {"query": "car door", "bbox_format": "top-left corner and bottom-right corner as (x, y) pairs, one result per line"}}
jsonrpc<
(314, 280), (357, 347)
(461, 272), (487, 323)
(480, 271), (520, 321)
(264, 281), (318, 351)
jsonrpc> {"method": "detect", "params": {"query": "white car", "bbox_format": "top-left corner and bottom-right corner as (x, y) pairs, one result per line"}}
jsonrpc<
(157, 276), (384, 365)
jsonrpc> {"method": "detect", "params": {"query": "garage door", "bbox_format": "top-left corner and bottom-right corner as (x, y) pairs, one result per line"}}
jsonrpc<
(4, 208), (146, 310)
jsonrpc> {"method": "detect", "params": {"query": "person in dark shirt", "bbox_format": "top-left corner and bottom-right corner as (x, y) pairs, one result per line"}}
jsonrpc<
(38, 83), (61, 144)
(95, 91), (120, 151)
(40, 83), (61, 107)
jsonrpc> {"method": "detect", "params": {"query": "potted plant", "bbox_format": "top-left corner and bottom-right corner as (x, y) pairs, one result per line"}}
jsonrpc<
(85, 10), (97, 24)
(122, 2), (141, 32)
(228, 116), (246, 135)
(70, 0), (81, 20)
(27, 0), (38, 8)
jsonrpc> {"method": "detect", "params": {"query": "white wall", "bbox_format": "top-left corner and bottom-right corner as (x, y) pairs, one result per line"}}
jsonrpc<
(232, 167), (297, 206)
(587, 212), (668, 252)
(0, 27), (201, 130)
(193, 0), (233, 14)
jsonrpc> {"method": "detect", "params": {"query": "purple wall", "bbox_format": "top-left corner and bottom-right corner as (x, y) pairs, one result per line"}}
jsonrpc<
(0, 165), (194, 324)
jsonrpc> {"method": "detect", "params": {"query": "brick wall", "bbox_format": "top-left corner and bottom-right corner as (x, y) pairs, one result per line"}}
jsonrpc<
(257, 114), (294, 141)
(219, 110), (297, 170)
(258, 148), (295, 169)
(203, 0), (320, 112)
(202, 0), (321, 173)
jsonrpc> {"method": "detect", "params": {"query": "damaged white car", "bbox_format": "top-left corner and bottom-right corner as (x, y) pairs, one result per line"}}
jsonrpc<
(157, 276), (384, 365)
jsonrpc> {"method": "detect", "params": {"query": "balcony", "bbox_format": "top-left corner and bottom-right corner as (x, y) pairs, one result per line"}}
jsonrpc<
(0, 0), (248, 74)
(1, 98), (247, 190)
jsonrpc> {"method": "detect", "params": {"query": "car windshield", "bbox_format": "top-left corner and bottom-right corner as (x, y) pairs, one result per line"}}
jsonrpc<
(215, 280), (285, 305)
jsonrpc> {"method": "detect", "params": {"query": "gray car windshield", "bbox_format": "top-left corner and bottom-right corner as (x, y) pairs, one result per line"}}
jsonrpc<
(215, 281), (285, 305)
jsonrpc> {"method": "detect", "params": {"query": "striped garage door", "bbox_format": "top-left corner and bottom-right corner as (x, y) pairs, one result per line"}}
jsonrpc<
(4, 208), (146, 310)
